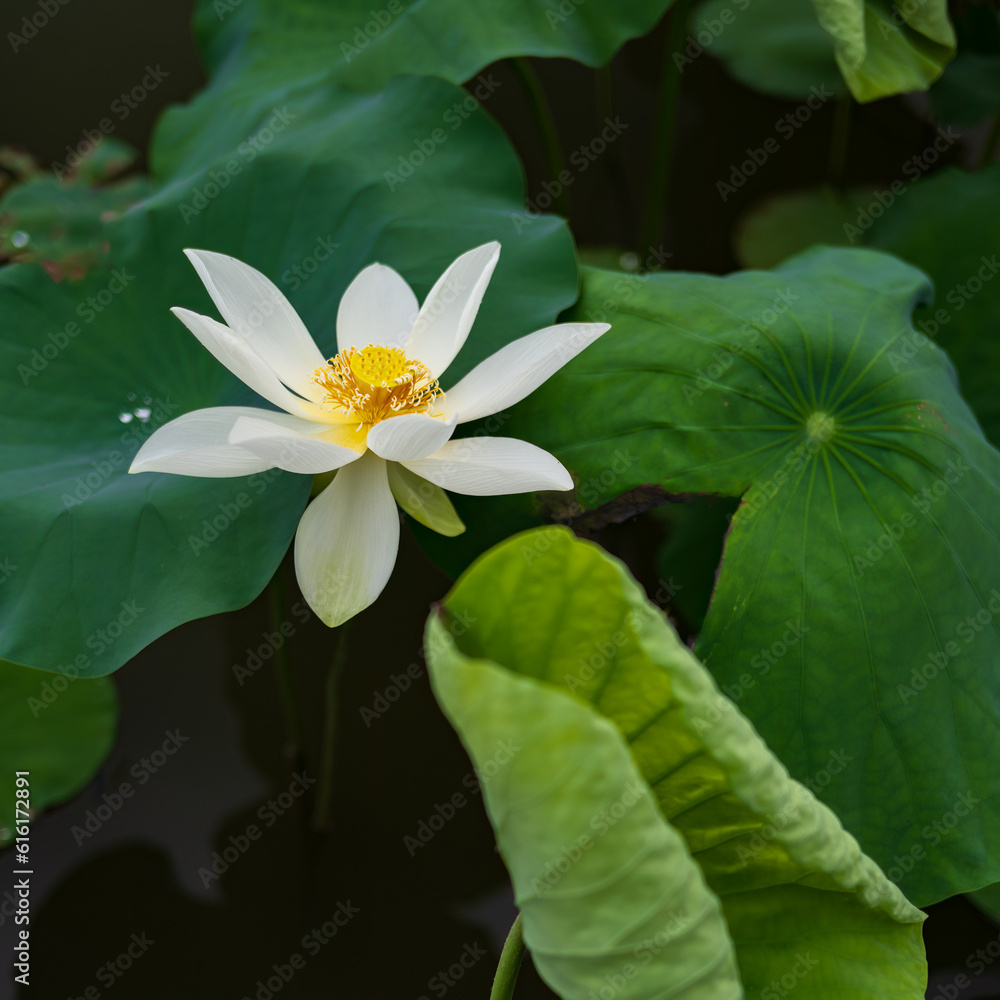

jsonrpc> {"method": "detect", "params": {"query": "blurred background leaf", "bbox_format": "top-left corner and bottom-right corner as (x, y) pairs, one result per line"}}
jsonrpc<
(0, 659), (117, 844)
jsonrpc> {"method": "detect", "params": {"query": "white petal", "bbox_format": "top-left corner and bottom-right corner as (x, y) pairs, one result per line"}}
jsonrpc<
(402, 436), (572, 496)
(171, 308), (336, 423)
(229, 416), (365, 474)
(365, 413), (458, 462)
(404, 242), (500, 378)
(336, 262), (419, 353)
(294, 453), (400, 627)
(184, 249), (327, 399)
(439, 322), (610, 423)
(387, 464), (466, 537)
(128, 407), (284, 477)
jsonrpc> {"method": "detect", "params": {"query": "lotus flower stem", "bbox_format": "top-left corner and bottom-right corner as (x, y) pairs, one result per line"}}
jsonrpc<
(642, 0), (694, 253)
(511, 58), (571, 218)
(312, 622), (350, 831)
(268, 567), (303, 765)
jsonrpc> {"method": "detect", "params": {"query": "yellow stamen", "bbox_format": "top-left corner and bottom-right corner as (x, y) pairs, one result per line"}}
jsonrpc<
(349, 345), (411, 387)
(312, 344), (443, 426)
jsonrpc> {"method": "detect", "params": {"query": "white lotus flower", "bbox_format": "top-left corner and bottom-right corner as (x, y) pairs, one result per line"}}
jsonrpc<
(130, 243), (608, 626)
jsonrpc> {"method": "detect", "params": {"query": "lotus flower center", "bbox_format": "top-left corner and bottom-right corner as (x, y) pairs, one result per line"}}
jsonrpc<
(312, 344), (443, 426)
(350, 345), (411, 387)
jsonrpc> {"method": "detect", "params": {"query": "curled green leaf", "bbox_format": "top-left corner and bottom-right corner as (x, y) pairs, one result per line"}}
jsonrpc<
(427, 616), (744, 1000)
(812, 0), (955, 101)
(430, 527), (927, 997)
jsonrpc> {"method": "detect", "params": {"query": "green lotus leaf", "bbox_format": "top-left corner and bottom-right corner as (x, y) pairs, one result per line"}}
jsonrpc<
(427, 618), (743, 1000)
(929, 52), (1000, 127)
(691, 0), (953, 102)
(868, 165), (1000, 446)
(0, 74), (576, 676)
(690, 0), (843, 101)
(0, 145), (151, 282)
(733, 186), (871, 270)
(227, 0), (679, 87)
(812, 0), (955, 101)
(967, 882), (1000, 925)
(0, 658), (118, 845)
(429, 527), (927, 997)
(927, 3), (1000, 126)
(463, 247), (1000, 906)
(154, 0), (678, 177)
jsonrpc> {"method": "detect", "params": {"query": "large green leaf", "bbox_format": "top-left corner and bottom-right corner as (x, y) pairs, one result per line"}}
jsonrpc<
(472, 248), (1000, 905)
(0, 139), (150, 281)
(429, 528), (927, 997)
(812, 0), (955, 101)
(154, 0), (676, 178)
(927, 2), (1000, 127)
(928, 52), (1000, 127)
(738, 169), (1000, 443)
(427, 618), (744, 1000)
(691, 0), (843, 101)
(0, 74), (576, 676)
(214, 0), (677, 88)
(868, 165), (1000, 446)
(0, 659), (118, 844)
(692, 0), (953, 102)
(968, 882), (1000, 925)
(733, 186), (870, 270)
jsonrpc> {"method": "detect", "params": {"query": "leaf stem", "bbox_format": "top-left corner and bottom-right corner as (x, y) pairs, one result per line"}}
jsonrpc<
(828, 94), (852, 190)
(311, 622), (350, 831)
(489, 914), (525, 1000)
(267, 567), (303, 764)
(641, 0), (694, 255)
(510, 58), (571, 218)
(595, 61), (635, 248)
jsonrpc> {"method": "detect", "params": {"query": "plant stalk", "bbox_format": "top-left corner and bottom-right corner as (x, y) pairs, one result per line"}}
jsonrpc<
(311, 623), (350, 831)
(641, 0), (694, 254)
(596, 61), (635, 249)
(510, 57), (571, 218)
(489, 914), (525, 1000)
(267, 567), (303, 765)
(828, 94), (852, 191)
